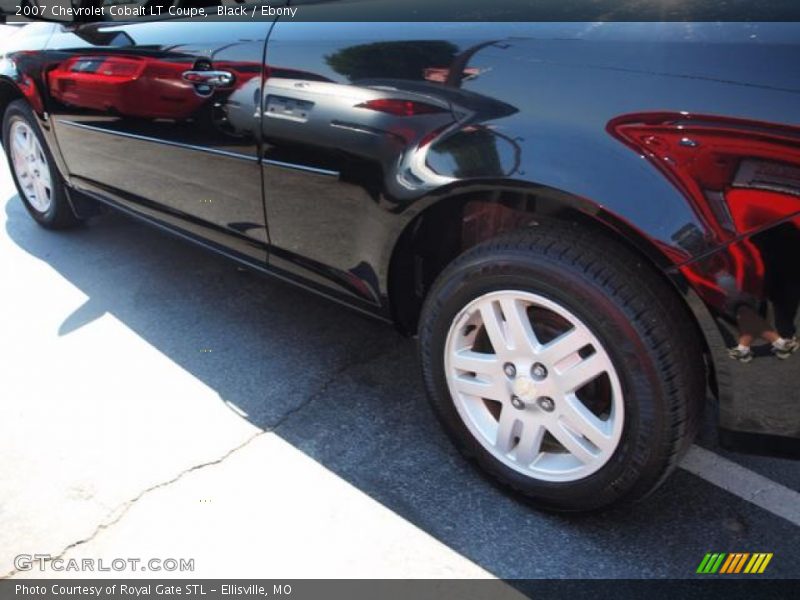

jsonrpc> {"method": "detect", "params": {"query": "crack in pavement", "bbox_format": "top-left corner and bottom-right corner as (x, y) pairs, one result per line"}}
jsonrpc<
(0, 430), (263, 580)
(1, 343), (399, 580)
(268, 344), (397, 434)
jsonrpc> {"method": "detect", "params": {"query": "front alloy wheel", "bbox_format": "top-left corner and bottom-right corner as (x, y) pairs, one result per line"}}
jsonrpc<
(3, 99), (80, 229)
(445, 290), (624, 483)
(9, 120), (53, 214)
(419, 223), (703, 511)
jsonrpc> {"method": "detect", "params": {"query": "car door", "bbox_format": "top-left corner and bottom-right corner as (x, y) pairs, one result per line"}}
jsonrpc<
(259, 16), (523, 313)
(43, 2), (285, 263)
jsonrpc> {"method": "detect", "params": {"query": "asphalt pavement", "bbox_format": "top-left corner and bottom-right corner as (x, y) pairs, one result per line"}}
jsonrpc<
(1, 150), (799, 580)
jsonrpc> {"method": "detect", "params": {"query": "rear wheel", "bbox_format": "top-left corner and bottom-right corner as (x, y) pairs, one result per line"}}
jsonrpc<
(3, 100), (80, 229)
(419, 223), (703, 511)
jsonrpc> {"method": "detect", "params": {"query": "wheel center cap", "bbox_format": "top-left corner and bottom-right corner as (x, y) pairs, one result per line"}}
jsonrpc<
(512, 377), (537, 403)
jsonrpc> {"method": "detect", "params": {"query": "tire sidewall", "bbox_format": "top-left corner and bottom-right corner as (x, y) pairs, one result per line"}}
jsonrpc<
(420, 250), (671, 510)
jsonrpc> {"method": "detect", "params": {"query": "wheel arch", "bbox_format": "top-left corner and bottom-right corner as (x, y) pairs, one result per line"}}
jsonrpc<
(386, 181), (718, 397)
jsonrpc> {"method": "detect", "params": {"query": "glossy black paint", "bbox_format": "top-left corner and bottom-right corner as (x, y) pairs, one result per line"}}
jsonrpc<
(1, 19), (798, 454)
(43, 21), (272, 262)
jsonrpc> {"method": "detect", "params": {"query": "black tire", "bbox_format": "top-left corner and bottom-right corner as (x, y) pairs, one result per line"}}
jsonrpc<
(3, 99), (81, 229)
(418, 222), (704, 511)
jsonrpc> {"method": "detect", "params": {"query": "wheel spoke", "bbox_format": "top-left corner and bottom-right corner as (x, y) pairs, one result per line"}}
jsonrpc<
(34, 179), (49, 210)
(18, 166), (32, 185)
(11, 153), (29, 179)
(452, 372), (506, 402)
(538, 326), (593, 370)
(515, 420), (546, 466)
(494, 408), (519, 454)
(31, 178), (42, 203)
(499, 296), (539, 354)
(547, 418), (599, 464)
(558, 352), (607, 393)
(478, 299), (508, 354)
(13, 128), (30, 156)
(39, 167), (52, 190)
(451, 349), (500, 377)
(478, 297), (538, 356)
(558, 393), (613, 452)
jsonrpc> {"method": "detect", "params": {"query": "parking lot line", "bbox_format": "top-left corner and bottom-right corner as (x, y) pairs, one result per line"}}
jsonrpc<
(681, 445), (800, 527)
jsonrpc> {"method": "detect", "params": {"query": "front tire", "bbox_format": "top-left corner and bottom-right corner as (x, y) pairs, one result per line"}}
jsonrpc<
(419, 223), (703, 511)
(3, 99), (80, 229)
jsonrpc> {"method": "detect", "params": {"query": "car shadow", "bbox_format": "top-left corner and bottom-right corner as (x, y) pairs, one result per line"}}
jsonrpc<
(3, 194), (790, 579)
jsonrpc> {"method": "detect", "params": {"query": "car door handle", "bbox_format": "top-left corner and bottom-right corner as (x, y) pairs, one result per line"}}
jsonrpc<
(182, 70), (235, 87)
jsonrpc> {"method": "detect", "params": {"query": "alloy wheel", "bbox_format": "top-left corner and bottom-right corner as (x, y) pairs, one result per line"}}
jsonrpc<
(444, 290), (624, 482)
(9, 119), (53, 213)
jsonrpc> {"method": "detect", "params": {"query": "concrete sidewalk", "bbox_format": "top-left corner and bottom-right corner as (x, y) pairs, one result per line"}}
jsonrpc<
(9, 434), (492, 578)
(0, 158), (488, 580)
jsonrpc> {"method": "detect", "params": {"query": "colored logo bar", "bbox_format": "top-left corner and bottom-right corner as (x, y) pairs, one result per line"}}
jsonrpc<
(696, 553), (773, 574)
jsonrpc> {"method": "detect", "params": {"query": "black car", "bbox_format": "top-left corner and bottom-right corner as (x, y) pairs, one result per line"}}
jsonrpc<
(1, 1), (799, 511)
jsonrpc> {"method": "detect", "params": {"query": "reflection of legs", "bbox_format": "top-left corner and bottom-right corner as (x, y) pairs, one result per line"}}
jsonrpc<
(732, 305), (798, 360)
(736, 305), (777, 342)
(729, 307), (756, 362)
